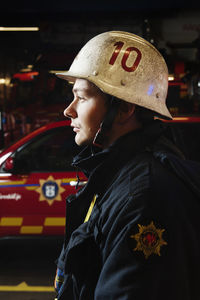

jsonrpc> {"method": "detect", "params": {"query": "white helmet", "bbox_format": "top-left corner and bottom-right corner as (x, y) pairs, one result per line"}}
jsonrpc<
(56, 31), (172, 119)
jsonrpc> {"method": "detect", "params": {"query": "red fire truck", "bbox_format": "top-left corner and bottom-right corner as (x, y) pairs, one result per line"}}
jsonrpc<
(0, 120), (86, 238)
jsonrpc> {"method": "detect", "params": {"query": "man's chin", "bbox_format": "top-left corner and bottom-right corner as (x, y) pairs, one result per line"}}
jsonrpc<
(75, 135), (93, 147)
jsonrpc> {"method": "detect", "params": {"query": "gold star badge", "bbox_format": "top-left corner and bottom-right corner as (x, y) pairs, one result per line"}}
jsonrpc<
(35, 175), (65, 206)
(130, 221), (167, 259)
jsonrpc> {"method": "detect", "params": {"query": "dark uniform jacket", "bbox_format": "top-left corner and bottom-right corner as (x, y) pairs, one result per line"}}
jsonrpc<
(56, 120), (200, 300)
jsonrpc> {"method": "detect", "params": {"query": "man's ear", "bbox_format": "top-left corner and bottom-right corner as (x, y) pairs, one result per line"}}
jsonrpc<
(116, 102), (136, 124)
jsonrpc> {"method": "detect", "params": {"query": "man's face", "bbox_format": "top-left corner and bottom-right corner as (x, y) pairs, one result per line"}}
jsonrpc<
(64, 78), (108, 146)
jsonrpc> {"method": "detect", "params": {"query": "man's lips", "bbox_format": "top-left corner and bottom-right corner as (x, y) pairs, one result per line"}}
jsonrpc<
(73, 127), (80, 133)
(71, 124), (80, 132)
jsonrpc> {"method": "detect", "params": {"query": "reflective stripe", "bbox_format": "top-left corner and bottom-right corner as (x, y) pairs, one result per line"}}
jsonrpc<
(84, 195), (97, 223)
(0, 180), (26, 186)
(0, 217), (65, 234)
(44, 217), (65, 226)
(62, 178), (77, 183)
(0, 217), (23, 226)
(20, 226), (43, 234)
(0, 183), (39, 188)
(25, 186), (38, 191)
(0, 281), (54, 292)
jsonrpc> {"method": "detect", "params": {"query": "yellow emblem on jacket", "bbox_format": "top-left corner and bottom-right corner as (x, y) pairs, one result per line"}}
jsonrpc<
(130, 221), (167, 259)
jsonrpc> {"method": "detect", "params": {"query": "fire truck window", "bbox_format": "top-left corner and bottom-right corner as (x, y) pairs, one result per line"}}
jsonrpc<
(13, 126), (79, 172)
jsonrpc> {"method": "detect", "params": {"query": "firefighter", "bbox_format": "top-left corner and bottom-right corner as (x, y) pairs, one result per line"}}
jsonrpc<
(54, 31), (200, 299)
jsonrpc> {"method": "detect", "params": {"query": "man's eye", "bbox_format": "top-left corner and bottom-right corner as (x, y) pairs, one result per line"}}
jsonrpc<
(78, 96), (86, 101)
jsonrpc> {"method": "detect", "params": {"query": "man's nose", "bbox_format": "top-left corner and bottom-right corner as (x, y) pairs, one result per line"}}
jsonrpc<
(64, 101), (77, 119)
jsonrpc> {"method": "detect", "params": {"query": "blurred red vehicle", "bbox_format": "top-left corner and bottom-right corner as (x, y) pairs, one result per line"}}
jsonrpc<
(0, 120), (86, 238)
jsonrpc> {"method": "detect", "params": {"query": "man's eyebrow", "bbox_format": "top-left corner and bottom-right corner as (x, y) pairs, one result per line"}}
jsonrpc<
(72, 87), (88, 93)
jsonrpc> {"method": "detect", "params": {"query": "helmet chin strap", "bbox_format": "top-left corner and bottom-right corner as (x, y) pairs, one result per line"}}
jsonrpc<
(93, 96), (121, 148)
